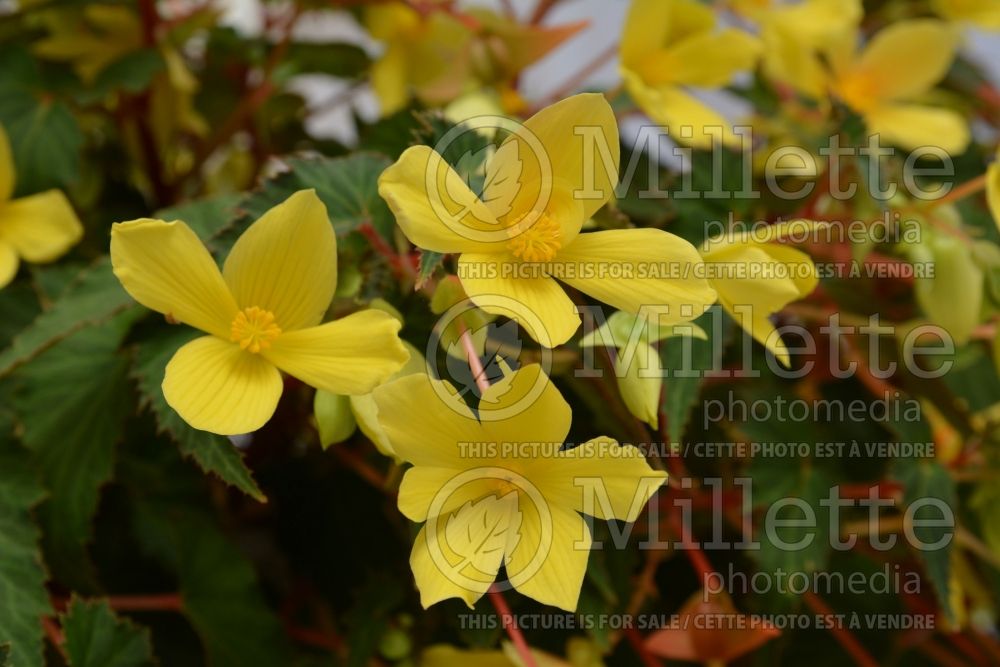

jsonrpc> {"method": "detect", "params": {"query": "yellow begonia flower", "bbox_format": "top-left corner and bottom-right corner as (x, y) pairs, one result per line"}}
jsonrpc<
(700, 220), (822, 366)
(0, 125), (83, 289)
(374, 364), (667, 611)
(753, 0), (863, 100)
(110, 189), (410, 436)
(620, 0), (762, 148)
(366, 3), (584, 117)
(796, 20), (967, 154)
(932, 0), (1000, 29)
(379, 93), (716, 347)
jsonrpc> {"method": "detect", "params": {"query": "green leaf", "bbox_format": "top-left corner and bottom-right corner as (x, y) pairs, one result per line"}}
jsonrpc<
(142, 508), (292, 666)
(0, 283), (40, 349)
(0, 409), (50, 667)
(0, 258), (135, 378)
(84, 49), (165, 101)
(13, 310), (139, 588)
(132, 327), (266, 502)
(890, 457), (956, 620)
(236, 153), (394, 242)
(61, 598), (155, 667)
(659, 312), (715, 445)
(0, 90), (82, 194)
(417, 250), (445, 288)
(752, 464), (834, 587)
(155, 192), (242, 250)
(279, 42), (370, 80)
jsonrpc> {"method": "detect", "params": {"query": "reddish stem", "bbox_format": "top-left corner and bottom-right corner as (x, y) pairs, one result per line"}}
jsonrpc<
(488, 585), (538, 667)
(42, 617), (67, 661)
(105, 593), (184, 612)
(459, 325), (491, 394)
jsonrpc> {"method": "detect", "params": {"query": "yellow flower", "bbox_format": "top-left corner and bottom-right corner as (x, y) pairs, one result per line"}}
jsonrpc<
(828, 21), (968, 153)
(110, 189), (410, 436)
(620, 0), (761, 148)
(700, 220), (822, 366)
(379, 94), (716, 347)
(366, 3), (584, 117)
(0, 125), (83, 289)
(315, 339), (426, 457)
(373, 364), (666, 611)
(752, 0), (863, 100)
(932, 0), (1000, 29)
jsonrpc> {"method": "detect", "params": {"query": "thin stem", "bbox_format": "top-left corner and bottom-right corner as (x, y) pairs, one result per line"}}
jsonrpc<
(927, 173), (987, 210)
(488, 585), (538, 667)
(42, 617), (67, 661)
(459, 325), (491, 394)
(104, 593), (184, 612)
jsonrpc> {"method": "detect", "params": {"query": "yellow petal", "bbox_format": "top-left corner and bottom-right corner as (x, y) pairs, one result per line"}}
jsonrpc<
(0, 241), (18, 289)
(0, 124), (13, 203)
(504, 93), (620, 224)
(163, 335), (283, 435)
(635, 29), (760, 88)
(350, 340), (425, 458)
(365, 3), (420, 41)
(615, 342), (662, 427)
(371, 44), (410, 117)
(379, 146), (503, 254)
(721, 300), (792, 366)
(620, 0), (715, 69)
(623, 75), (742, 149)
(110, 219), (238, 338)
(557, 229), (717, 325)
(864, 103), (970, 154)
(504, 503), (591, 612)
(0, 190), (82, 263)
(988, 161), (1000, 231)
(457, 252), (581, 346)
(850, 20), (958, 104)
(222, 190), (337, 332)
(398, 467), (497, 523)
(409, 523), (491, 609)
(264, 309), (409, 395)
(537, 437), (667, 522)
(932, 0), (1000, 27)
(373, 373), (482, 468)
(705, 240), (817, 367)
(479, 363), (572, 441)
(761, 22), (829, 99)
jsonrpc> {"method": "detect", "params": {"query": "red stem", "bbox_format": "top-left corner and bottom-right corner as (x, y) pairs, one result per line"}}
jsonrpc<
(488, 585), (538, 667)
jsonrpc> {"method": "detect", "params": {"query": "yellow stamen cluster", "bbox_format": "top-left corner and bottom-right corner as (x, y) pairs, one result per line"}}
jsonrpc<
(230, 306), (282, 354)
(505, 212), (561, 262)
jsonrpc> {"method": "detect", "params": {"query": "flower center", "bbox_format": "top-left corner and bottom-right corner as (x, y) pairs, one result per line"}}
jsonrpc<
(505, 211), (561, 262)
(230, 306), (281, 353)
